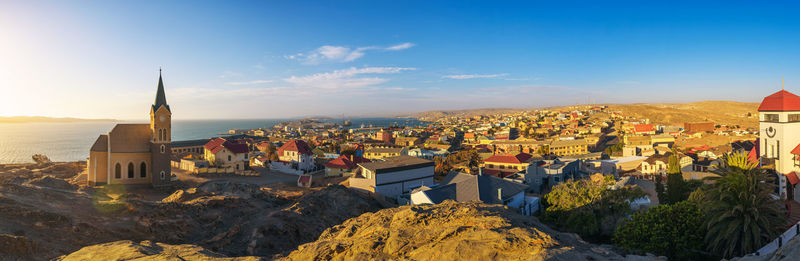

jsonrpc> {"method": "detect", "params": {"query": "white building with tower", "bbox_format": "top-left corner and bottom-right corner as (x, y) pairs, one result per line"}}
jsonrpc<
(758, 89), (800, 202)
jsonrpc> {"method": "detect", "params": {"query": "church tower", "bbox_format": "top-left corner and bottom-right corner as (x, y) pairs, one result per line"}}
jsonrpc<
(150, 69), (172, 187)
(758, 88), (800, 201)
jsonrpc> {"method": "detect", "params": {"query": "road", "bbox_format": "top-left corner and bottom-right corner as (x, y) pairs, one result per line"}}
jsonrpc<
(173, 166), (323, 187)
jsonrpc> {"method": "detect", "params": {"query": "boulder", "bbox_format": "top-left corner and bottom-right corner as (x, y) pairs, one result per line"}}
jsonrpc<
(56, 240), (261, 261)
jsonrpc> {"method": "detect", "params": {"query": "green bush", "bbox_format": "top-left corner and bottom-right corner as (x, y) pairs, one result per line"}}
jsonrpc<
(613, 201), (707, 260)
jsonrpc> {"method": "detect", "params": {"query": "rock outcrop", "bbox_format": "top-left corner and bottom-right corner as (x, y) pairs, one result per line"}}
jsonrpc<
(57, 240), (261, 261)
(733, 236), (800, 261)
(0, 170), (385, 261)
(281, 201), (664, 261)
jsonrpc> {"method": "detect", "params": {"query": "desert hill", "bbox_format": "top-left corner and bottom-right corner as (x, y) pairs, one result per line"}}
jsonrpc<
(405, 108), (527, 121)
(606, 101), (759, 129)
(280, 201), (663, 261)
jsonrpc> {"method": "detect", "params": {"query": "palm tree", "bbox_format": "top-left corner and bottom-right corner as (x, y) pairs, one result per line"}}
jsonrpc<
(702, 152), (783, 258)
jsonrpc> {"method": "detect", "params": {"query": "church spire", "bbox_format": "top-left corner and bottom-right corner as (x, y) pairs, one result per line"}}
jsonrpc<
(153, 68), (170, 112)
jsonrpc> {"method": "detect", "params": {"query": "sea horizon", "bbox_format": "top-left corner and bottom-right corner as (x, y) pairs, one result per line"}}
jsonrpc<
(0, 117), (427, 164)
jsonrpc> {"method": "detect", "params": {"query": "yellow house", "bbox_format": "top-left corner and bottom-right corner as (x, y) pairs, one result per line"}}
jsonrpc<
(548, 139), (590, 156)
(364, 147), (408, 160)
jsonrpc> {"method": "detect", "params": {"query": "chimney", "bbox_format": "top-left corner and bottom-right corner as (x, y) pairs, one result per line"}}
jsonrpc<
(497, 188), (503, 201)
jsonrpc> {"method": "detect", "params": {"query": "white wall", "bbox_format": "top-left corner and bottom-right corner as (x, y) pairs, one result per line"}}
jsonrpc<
(373, 166), (435, 198)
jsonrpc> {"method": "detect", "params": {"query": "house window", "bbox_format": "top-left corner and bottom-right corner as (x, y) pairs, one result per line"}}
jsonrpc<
(127, 162), (134, 178)
(765, 114), (779, 122)
(115, 163), (121, 179)
(500, 165), (505, 169)
(791, 114), (800, 122)
(140, 162), (147, 178)
(228, 155), (232, 161)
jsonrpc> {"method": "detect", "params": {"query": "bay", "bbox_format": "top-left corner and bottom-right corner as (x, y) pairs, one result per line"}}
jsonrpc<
(0, 117), (427, 164)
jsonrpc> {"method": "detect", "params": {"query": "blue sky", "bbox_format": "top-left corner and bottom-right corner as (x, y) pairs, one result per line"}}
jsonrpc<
(1, 1), (799, 120)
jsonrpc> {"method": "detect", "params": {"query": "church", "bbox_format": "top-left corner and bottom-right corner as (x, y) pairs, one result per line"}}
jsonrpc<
(758, 88), (800, 202)
(87, 71), (173, 187)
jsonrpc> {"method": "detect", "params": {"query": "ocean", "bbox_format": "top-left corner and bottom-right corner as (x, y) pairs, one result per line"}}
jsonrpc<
(0, 118), (428, 164)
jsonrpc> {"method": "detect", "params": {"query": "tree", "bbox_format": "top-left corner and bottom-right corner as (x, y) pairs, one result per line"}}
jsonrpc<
(613, 201), (708, 260)
(541, 175), (646, 241)
(701, 152), (783, 258)
(663, 152), (689, 204)
(433, 156), (452, 179)
(655, 174), (666, 204)
(467, 151), (481, 169)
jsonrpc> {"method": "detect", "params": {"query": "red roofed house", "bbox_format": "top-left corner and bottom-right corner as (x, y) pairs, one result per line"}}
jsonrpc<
(204, 137), (250, 170)
(324, 155), (371, 177)
(481, 153), (534, 178)
(632, 124), (655, 135)
(275, 140), (316, 172)
(758, 89), (800, 202)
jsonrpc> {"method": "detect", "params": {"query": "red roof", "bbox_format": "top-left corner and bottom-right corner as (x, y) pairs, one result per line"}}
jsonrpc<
(204, 138), (249, 154)
(792, 144), (800, 155)
(484, 153), (532, 164)
(325, 155), (355, 169)
(633, 124), (654, 133)
(787, 172), (800, 185)
(758, 90), (800, 111)
(204, 138), (227, 151)
(277, 140), (313, 156)
(482, 169), (516, 178)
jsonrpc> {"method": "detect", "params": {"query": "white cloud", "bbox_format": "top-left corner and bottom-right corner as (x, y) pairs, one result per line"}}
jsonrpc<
(616, 81), (640, 85)
(218, 71), (243, 78)
(442, 73), (509, 79)
(288, 43), (414, 64)
(225, 80), (273, 86)
(284, 67), (416, 89)
(386, 42), (415, 51)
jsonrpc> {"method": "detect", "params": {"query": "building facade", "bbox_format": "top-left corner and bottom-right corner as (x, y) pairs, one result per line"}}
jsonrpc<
(758, 90), (800, 202)
(87, 71), (172, 187)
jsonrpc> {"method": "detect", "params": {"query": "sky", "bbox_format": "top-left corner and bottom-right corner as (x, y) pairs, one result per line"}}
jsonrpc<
(2, 0), (800, 120)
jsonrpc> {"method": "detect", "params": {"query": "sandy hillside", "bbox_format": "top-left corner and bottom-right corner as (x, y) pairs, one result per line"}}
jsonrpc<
(607, 101), (759, 128)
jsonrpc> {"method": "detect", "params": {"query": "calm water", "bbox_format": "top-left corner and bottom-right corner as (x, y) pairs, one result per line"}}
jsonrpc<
(0, 118), (427, 164)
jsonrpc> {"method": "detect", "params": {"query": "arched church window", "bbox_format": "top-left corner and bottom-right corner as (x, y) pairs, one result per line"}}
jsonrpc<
(161, 145), (166, 153)
(115, 163), (121, 179)
(127, 162), (134, 178)
(160, 171), (166, 180)
(140, 162), (147, 178)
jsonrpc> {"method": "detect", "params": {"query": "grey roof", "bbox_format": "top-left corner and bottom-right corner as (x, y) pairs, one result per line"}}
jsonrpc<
(90, 135), (108, 152)
(109, 124), (153, 153)
(172, 138), (212, 148)
(426, 172), (528, 204)
(421, 183), (458, 204)
(153, 72), (170, 112)
(358, 155), (434, 174)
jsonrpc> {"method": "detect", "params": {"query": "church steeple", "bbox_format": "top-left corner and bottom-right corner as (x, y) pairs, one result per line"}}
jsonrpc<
(153, 68), (170, 112)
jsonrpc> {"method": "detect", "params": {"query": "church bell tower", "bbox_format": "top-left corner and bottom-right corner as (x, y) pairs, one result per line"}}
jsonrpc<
(150, 68), (172, 187)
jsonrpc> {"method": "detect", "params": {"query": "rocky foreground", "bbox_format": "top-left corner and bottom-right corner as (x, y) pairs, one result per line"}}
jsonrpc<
(1, 160), (671, 261)
(0, 161), (384, 260)
(281, 201), (662, 261)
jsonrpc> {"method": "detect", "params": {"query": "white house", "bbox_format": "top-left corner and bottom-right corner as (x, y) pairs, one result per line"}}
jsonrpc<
(203, 138), (249, 170)
(348, 155), (434, 198)
(271, 140), (316, 173)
